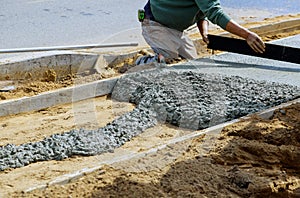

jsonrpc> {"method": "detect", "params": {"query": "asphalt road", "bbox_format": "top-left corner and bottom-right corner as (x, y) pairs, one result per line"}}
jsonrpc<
(0, 0), (299, 50)
(0, 0), (144, 49)
(222, 0), (300, 14)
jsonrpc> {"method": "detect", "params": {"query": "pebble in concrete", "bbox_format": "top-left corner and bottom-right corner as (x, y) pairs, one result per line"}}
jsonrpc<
(1, 68), (299, 171)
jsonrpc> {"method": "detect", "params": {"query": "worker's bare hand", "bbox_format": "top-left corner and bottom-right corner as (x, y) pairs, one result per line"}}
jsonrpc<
(202, 33), (209, 44)
(197, 19), (209, 44)
(246, 32), (265, 53)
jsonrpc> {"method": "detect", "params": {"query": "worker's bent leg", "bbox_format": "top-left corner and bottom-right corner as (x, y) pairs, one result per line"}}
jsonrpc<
(178, 31), (198, 60)
(142, 19), (198, 60)
(142, 19), (182, 59)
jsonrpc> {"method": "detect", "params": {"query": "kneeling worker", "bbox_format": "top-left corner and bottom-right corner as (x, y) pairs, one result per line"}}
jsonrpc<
(136, 0), (266, 65)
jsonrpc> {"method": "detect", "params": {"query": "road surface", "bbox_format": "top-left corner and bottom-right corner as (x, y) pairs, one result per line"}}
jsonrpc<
(0, 0), (299, 51)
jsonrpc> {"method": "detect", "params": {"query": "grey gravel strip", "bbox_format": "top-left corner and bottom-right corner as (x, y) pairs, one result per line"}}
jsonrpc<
(113, 69), (300, 129)
(0, 106), (157, 171)
(1, 68), (299, 171)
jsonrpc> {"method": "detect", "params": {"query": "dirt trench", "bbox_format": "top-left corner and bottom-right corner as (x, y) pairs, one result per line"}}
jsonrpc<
(13, 102), (300, 198)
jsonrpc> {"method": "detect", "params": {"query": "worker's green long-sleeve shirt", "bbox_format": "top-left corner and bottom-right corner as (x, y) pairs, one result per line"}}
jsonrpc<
(150, 0), (231, 32)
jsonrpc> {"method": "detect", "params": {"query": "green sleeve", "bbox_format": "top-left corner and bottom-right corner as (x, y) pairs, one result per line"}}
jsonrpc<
(195, 0), (231, 29)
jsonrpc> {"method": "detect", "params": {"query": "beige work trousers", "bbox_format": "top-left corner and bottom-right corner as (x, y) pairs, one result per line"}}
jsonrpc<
(141, 19), (198, 60)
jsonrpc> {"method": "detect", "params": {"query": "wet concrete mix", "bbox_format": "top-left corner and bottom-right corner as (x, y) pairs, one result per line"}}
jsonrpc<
(0, 68), (299, 171)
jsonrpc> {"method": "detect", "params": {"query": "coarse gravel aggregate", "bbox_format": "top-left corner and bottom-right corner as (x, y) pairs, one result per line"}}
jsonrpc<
(1, 68), (299, 171)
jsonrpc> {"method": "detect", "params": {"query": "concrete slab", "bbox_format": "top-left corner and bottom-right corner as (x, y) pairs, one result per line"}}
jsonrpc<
(0, 51), (99, 81)
(180, 34), (300, 87)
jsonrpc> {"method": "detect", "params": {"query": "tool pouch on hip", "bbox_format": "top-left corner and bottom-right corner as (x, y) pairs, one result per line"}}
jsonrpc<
(138, 9), (145, 22)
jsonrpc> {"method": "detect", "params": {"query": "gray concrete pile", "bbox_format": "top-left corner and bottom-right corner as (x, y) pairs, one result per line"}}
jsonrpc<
(1, 68), (299, 171)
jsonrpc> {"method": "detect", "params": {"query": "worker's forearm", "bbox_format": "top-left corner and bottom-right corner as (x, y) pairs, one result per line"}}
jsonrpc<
(225, 20), (250, 39)
(197, 19), (209, 43)
(197, 19), (209, 34)
(225, 19), (266, 53)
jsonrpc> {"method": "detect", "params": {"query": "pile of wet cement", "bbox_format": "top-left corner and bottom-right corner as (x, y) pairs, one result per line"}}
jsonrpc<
(0, 69), (299, 171)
